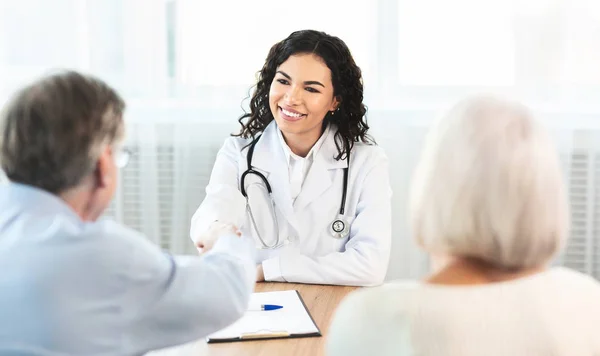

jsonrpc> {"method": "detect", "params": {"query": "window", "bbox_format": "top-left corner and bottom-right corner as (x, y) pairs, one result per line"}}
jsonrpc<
(172, 0), (375, 86)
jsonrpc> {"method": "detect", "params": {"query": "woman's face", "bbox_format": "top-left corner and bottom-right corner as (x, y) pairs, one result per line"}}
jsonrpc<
(268, 53), (339, 143)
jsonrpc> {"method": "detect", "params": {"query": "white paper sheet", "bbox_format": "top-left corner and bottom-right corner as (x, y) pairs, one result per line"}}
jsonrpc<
(207, 290), (319, 340)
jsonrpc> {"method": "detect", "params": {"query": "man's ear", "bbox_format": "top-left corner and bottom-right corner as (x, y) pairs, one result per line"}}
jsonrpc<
(94, 147), (112, 188)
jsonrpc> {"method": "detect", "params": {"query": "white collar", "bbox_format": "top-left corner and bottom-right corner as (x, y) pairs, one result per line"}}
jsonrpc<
(249, 121), (347, 173)
(276, 123), (331, 167)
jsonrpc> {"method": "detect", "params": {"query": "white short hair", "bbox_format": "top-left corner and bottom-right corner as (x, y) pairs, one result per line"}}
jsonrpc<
(409, 95), (569, 269)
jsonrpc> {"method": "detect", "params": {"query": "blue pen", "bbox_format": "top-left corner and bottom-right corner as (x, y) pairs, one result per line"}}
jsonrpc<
(251, 304), (283, 311)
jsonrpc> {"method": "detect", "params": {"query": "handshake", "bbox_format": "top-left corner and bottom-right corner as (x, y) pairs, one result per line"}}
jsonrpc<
(195, 221), (265, 282)
(195, 221), (242, 254)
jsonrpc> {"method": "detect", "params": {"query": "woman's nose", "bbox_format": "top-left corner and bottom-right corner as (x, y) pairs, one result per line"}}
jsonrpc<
(284, 85), (302, 105)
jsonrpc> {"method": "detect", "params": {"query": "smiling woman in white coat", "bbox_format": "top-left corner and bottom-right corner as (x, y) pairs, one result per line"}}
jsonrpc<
(190, 30), (392, 286)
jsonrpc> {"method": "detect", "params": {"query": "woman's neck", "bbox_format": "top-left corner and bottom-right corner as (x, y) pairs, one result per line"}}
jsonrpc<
(281, 123), (326, 157)
(425, 256), (547, 286)
(283, 135), (315, 157)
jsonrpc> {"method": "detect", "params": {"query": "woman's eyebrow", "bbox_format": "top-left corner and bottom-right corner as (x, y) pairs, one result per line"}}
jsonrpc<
(276, 71), (325, 87)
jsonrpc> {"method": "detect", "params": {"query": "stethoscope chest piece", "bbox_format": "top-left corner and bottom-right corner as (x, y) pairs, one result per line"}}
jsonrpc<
(330, 214), (350, 239)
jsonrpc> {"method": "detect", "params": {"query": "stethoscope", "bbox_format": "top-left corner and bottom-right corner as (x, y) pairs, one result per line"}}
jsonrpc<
(240, 135), (351, 249)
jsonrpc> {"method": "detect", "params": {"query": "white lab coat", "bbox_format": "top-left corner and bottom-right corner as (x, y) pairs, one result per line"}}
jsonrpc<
(191, 121), (392, 286)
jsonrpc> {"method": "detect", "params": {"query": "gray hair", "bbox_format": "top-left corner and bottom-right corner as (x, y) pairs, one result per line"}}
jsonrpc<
(0, 71), (125, 194)
(410, 95), (568, 269)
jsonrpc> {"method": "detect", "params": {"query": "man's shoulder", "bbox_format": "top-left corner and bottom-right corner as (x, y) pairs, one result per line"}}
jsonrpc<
(85, 218), (152, 251)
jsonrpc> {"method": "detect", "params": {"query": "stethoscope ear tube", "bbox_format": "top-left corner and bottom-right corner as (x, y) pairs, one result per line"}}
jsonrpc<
(245, 196), (281, 249)
(241, 169), (272, 197)
(242, 133), (352, 248)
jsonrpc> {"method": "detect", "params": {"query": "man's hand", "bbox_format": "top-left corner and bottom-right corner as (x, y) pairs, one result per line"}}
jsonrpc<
(195, 221), (241, 254)
(256, 264), (265, 282)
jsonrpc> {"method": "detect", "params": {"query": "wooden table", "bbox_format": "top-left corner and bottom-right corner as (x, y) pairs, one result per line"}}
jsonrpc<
(148, 283), (358, 356)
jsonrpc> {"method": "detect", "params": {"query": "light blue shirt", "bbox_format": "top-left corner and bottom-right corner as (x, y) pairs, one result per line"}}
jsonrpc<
(0, 183), (256, 355)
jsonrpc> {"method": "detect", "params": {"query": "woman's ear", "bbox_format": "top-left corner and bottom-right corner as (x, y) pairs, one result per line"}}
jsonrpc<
(330, 96), (342, 111)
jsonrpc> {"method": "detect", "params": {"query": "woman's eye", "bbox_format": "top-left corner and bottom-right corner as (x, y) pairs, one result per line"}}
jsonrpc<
(277, 79), (289, 85)
(305, 87), (320, 93)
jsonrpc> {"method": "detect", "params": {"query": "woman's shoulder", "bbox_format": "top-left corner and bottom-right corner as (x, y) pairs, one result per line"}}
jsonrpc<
(546, 267), (600, 297)
(351, 141), (387, 159)
(357, 279), (418, 300)
(349, 142), (389, 173)
(328, 281), (418, 356)
(333, 280), (419, 325)
(220, 135), (253, 151)
(216, 135), (258, 162)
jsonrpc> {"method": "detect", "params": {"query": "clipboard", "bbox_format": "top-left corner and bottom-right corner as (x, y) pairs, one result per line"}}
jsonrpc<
(206, 290), (321, 343)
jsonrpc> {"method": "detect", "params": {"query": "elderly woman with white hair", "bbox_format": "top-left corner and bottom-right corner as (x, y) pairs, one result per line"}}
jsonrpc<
(327, 95), (600, 356)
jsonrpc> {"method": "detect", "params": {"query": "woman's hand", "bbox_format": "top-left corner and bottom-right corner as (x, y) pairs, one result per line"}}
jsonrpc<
(196, 221), (241, 254)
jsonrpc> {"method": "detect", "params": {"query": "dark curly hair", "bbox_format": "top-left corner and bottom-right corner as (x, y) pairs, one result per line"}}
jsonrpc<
(234, 29), (374, 160)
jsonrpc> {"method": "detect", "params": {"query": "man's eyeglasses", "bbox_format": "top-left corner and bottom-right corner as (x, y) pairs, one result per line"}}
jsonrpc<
(115, 147), (132, 168)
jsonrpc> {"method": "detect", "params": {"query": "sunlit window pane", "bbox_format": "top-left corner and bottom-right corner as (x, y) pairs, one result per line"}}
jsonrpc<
(174, 0), (375, 86)
(397, 0), (514, 86)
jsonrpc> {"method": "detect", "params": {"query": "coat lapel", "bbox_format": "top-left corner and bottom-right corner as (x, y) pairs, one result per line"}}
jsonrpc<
(249, 122), (299, 233)
(292, 125), (348, 212)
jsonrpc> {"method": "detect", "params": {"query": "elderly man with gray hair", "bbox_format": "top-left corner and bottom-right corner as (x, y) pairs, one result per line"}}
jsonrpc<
(0, 71), (255, 355)
(327, 95), (600, 356)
